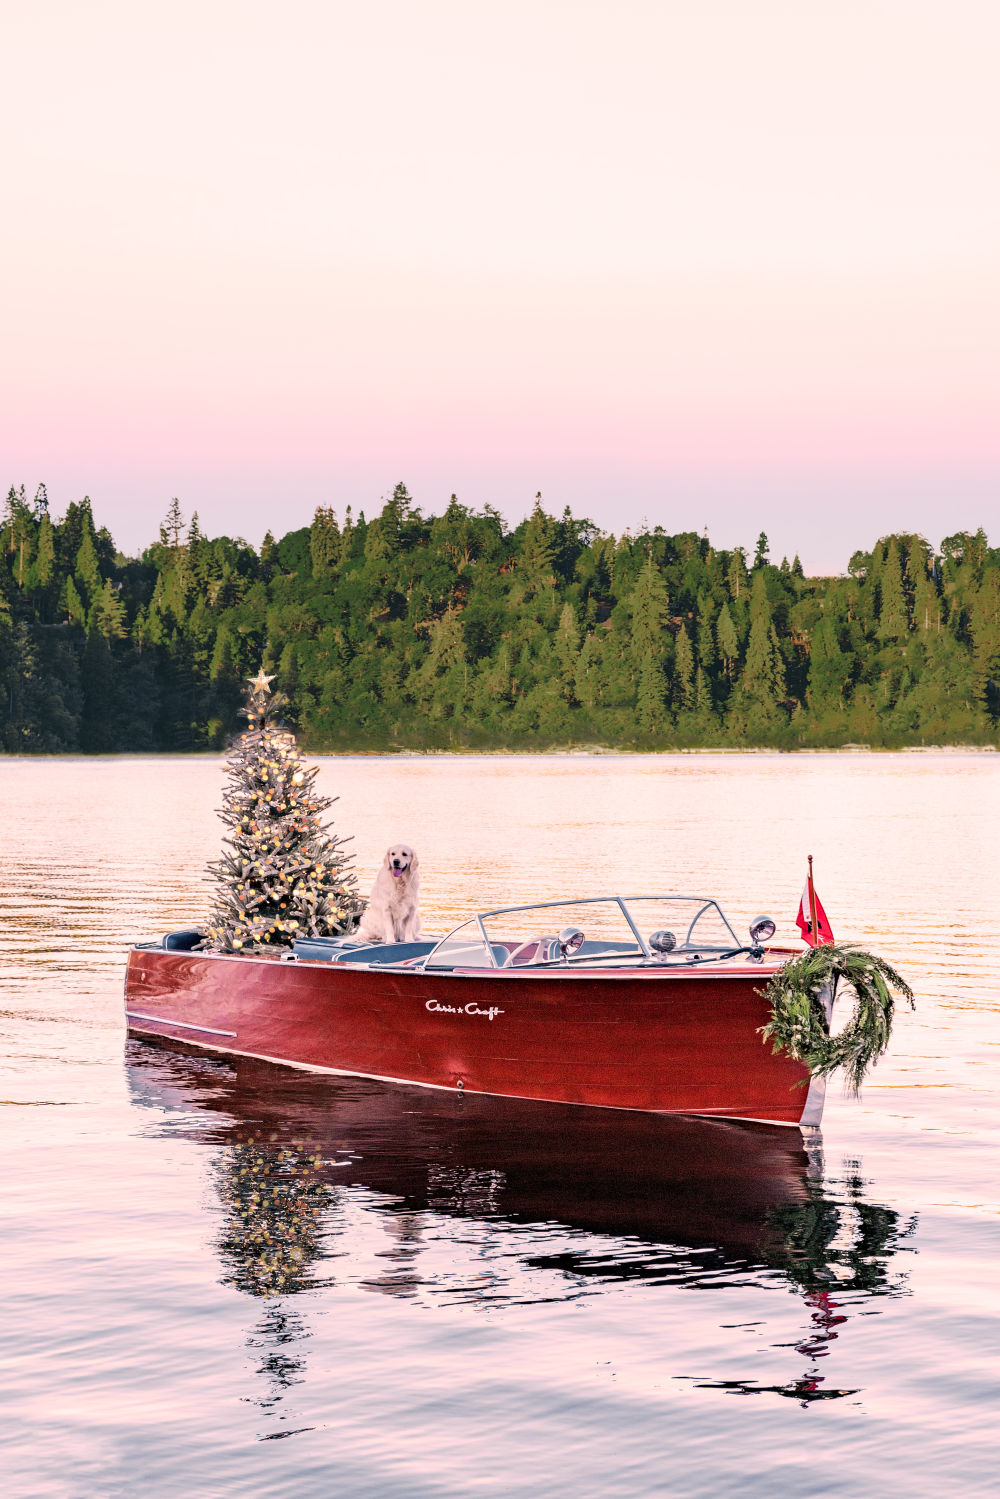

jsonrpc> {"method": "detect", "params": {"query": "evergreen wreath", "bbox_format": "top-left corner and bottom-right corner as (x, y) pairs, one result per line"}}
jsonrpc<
(759, 943), (914, 1095)
(201, 669), (362, 952)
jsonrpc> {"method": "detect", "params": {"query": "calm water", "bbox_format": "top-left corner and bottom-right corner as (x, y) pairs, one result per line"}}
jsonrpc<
(2, 753), (999, 1497)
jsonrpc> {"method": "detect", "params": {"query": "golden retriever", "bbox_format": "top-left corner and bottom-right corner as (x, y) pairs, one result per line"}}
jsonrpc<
(358, 844), (422, 944)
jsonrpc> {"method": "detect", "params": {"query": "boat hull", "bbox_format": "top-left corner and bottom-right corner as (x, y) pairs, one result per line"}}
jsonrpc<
(124, 946), (815, 1125)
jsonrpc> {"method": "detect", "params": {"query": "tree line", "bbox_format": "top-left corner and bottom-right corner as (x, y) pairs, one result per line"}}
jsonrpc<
(2, 481), (998, 753)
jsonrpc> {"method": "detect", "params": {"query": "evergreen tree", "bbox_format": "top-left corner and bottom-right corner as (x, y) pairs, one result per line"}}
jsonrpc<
(516, 497), (557, 597)
(726, 547), (748, 601)
(573, 634), (602, 712)
(162, 497), (185, 549)
(91, 578), (127, 639)
(35, 513), (55, 591)
(673, 623), (695, 710)
(628, 555), (670, 660)
(202, 672), (362, 951)
(716, 602), (739, 682)
(733, 572), (787, 722)
(695, 592), (716, 674)
(636, 652), (667, 733)
(338, 506), (356, 565)
(61, 575), (86, 628)
(75, 527), (102, 601)
(877, 539), (908, 640)
(554, 601), (580, 701)
(694, 664), (713, 717)
(911, 549), (940, 633)
(309, 506), (340, 576)
(808, 617), (853, 706)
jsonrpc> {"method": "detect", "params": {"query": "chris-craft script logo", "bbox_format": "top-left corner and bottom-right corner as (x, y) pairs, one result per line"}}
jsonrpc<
(426, 999), (505, 1022)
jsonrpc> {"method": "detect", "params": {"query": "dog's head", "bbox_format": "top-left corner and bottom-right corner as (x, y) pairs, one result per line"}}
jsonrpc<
(385, 844), (418, 880)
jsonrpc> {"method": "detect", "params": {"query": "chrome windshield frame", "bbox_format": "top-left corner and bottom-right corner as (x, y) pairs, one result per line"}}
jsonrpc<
(418, 895), (740, 972)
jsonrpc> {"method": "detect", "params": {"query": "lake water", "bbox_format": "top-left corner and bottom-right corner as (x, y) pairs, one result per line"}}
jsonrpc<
(2, 752), (999, 1497)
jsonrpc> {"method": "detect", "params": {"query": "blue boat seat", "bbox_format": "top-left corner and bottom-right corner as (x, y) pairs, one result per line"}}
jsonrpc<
(293, 939), (437, 966)
(159, 930), (203, 951)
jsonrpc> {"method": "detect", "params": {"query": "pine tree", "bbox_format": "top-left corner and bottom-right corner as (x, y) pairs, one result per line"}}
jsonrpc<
(75, 528), (101, 601)
(734, 572), (787, 716)
(35, 513), (55, 590)
(338, 506), (355, 565)
(636, 652), (667, 732)
(202, 671), (362, 952)
(516, 497), (557, 596)
(716, 602), (739, 682)
(90, 578), (127, 639)
(695, 592), (716, 673)
(673, 623), (695, 710)
(628, 555), (670, 660)
(726, 547), (748, 601)
(554, 601), (580, 701)
(61, 575), (86, 628)
(878, 539), (908, 640)
(910, 548), (939, 633)
(808, 617), (853, 705)
(162, 497), (185, 550)
(310, 506), (340, 576)
(694, 664), (713, 716)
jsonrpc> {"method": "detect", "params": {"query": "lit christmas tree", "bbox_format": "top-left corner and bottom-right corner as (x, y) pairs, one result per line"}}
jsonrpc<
(202, 669), (362, 951)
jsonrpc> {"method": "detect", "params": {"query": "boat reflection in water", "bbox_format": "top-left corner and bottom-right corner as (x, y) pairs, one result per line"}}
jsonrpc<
(126, 1041), (915, 1408)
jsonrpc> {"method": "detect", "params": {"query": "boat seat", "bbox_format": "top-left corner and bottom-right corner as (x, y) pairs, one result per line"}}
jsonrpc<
(293, 939), (437, 965)
(159, 930), (203, 951)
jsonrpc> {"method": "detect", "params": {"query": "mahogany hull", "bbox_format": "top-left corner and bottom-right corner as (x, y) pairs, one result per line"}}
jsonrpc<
(124, 946), (815, 1124)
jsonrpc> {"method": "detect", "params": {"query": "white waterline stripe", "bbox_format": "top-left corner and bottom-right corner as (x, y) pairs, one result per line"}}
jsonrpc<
(126, 1012), (237, 1038)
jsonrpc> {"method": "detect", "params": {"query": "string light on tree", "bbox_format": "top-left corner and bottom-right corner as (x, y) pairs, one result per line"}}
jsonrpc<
(201, 670), (362, 952)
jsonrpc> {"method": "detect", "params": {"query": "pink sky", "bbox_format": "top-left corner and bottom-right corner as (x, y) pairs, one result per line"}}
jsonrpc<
(3, 0), (998, 571)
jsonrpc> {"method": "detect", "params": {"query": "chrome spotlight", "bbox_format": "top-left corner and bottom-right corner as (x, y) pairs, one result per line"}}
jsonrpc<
(649, 929), (677, 954)
(749, 915), (776, 945)
(558, 926), (585, 958)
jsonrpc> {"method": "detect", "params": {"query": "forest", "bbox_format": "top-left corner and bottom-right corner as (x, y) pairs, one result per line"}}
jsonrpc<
(2, 482), (999, 753)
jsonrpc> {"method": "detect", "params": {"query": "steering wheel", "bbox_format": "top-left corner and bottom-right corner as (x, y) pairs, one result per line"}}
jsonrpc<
(502, 935), (560, 967)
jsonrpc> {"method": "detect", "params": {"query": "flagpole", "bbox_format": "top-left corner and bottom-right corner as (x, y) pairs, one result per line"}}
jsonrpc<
(808, 854), (820, 946)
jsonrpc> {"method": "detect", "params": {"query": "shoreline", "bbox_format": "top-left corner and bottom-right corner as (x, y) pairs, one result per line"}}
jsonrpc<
(2, 743), (997, 762)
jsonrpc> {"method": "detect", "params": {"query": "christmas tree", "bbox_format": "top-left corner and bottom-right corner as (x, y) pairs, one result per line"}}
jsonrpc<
(202, 670), (362, 952)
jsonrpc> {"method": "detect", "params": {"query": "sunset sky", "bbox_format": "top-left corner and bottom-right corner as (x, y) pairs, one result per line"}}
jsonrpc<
(4, 0), (997, 572)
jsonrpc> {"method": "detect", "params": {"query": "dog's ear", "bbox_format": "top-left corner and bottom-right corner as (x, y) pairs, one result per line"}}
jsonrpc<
(383, 848), (393, 870)
(408, 847), (419, 872)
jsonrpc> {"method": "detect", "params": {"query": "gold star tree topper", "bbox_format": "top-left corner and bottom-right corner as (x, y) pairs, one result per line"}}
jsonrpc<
(248, 668), (275, 696)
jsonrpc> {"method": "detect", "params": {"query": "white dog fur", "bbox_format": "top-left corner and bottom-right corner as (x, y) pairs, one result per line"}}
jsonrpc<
(358, 844), (422, 944)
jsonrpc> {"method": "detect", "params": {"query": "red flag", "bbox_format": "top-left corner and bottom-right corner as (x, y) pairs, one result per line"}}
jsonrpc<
(796, 878), (834, 946)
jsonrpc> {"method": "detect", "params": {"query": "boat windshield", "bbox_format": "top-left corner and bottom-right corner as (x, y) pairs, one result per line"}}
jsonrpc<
(421, 895), (743, 970)
(481, 898), (643, 967)
(620, 897), (739, 953)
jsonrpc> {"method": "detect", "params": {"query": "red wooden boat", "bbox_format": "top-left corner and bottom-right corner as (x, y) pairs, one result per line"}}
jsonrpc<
(125, 894), (827, 1126)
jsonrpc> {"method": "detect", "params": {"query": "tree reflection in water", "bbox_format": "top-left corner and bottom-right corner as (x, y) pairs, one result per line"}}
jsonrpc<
(127, 1043), (916, 1415)
(213, 1133), (339, 1299)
